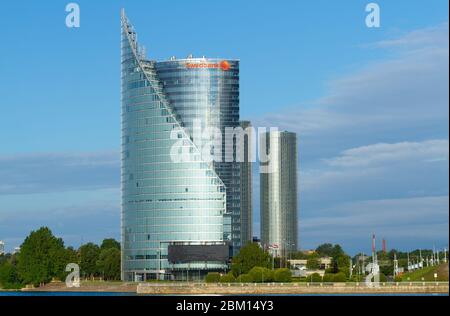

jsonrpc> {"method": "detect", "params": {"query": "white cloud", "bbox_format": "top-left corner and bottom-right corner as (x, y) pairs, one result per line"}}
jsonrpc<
(254, 23), (449, 140)
(300, 196), (449, 253)
(300, 139), (449, 204)
(324, 139), (449, 168)
(371, 23), (449, 50)
(0, 188), (120, 252)
(0, 151), (120, 195)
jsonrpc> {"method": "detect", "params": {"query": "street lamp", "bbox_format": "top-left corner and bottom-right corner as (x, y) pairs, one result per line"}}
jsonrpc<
(156, 249), (160, 280)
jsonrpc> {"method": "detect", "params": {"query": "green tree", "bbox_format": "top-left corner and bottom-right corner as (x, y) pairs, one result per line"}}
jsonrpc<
(330, 244), (345, 258)
(379, 263), (393, 277)
(97, 248), (121, 280)
(220, 272), (236, 283)
(378, 273), (387, 283)
(323, 274), (334, 282)
(248, 267), (274, 283)
(236, 273), (253, 283)
(332, 272), (347, 282)
(264, 268), (275, 282)
(334, 255), (351, 276)
(306, 257), (320, 270)
(309, 273), (322, 283)
(350, 274), (362, 282)
(0, 261), (22, 289)
(316, 243), (334, 257)
(324, 244), (350, 276)
(231, 243), (271, 276)
(65, 247), (78, 264)
(0, 254), (12, 266)
(274, 268), (292, 282)
(52, 246), (79, 282)
(273, 257), (282, 269)
(79, 243), (100, 278)
(17, 227), (67, 286)
(205, 272), (220, 283)
(100, 239), (121, 251)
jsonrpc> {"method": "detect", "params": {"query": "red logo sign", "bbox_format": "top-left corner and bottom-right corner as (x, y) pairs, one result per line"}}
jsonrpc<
(219, 60), (230, 71)
(186, 60), (231, 71)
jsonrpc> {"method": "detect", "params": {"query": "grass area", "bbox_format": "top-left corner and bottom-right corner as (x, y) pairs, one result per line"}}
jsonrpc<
(401, 263), (449, 282)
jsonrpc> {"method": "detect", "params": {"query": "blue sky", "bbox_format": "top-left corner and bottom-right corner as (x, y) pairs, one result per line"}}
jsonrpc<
(0, 0), (448, 255)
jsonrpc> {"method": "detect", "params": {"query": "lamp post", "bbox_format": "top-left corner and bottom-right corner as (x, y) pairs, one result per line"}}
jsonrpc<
(272, 251), (275, 270)
(156, 249), (160, 280)
(349, 258), (353, 280)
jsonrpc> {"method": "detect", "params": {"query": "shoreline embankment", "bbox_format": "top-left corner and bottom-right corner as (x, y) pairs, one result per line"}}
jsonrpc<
(136, 282), (449, 295)
(14, 281), (449, 295)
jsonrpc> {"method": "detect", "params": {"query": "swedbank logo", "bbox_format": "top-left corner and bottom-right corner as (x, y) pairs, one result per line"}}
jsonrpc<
(186, 60), (231, 71)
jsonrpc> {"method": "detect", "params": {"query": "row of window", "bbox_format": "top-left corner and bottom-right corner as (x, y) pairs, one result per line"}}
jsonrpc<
(123, 216), (224, 226)
(123, 232), (223, 244)
(126, 172), (218, 181)
(161, 79), (239, 86)
(122, 210), (224, 220)
(123, 225), (223, 237)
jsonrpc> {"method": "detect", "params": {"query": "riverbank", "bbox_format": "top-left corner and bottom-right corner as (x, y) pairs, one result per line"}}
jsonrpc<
(11, 281), (449, 295)
(137, 282), (449, 295)
(21, 281), (137, 293)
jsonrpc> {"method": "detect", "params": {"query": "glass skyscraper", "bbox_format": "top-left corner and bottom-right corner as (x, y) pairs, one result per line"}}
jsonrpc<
(154, 59), (242, 253)
(120, 11), (245, 281)
(260, 131), (298, 258)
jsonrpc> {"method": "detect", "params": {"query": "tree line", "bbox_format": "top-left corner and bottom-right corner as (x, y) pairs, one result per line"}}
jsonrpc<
(206, 243), (292, 283)
(0, 227), (121, 289)
(206, 242), (442, 283)
(206, 242), (353, 283)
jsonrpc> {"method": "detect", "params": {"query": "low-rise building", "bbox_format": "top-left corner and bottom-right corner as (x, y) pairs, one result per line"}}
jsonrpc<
(301, 249), (316, 256)
(288, 257), (332, 271)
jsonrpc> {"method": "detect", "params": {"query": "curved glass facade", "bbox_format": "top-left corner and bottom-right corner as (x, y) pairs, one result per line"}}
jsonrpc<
(154, 59), (242, 253)
(121, 13), (228, 281)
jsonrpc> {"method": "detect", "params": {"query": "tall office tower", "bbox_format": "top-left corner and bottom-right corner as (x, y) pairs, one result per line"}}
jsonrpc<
(0, 240), (4, 255)
(155, 59), (241, 256)
(120, 11), (240, 281)
(260, 131), (298, 258)
(239, 121), (253, 247)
